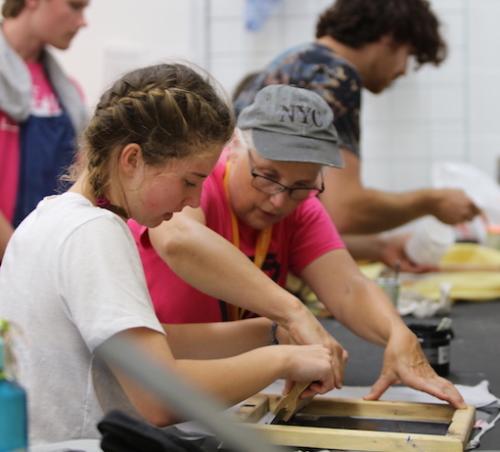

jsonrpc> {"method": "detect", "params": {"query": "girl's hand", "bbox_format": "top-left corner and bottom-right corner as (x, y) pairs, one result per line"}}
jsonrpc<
(283, 305), (349, 390)
(278, 344), (335, 395)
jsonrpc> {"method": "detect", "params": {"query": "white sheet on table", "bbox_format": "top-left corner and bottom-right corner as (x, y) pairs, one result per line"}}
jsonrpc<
(261, 379), (498, 408)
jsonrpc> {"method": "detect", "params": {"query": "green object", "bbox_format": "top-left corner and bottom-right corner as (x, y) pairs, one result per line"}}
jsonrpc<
(0, 319), (10, 335)
(0, 325), (28, 451)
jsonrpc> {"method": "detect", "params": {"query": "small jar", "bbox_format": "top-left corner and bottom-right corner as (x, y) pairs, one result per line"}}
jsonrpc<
(485, 224), (500, 250)
(376, 277), (400, 307)
(408, 323), (454, 376)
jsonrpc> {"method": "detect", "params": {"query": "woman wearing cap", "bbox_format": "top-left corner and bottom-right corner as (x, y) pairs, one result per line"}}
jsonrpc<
(129, 85), (465, 409)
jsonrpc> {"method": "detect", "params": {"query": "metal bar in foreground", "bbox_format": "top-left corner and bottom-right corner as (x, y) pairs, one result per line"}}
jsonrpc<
(98, 336), (283, 452)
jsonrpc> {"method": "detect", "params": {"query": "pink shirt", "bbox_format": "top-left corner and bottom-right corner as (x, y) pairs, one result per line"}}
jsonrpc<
(0, 62), (62, 223)
(129, 150), (344, 323)
(27, 61), (63, 117)
(0, 112), (19, 222)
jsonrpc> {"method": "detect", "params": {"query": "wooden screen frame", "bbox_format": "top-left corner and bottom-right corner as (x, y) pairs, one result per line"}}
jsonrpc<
(236, 394), (475, 452)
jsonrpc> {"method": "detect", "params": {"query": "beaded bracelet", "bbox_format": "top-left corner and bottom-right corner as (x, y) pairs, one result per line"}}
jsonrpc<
(271, 322), (279, 345)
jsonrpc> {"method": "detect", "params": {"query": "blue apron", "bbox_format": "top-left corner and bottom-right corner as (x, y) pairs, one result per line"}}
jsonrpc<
(13, 109), (76, 226)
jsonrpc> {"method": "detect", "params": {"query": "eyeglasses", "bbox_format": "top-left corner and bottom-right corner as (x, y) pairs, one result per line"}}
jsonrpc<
(247, 150), (325, 201)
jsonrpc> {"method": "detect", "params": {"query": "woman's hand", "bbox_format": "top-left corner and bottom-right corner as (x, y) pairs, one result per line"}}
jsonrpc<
(281, 303), (349, 391)
(364, 327), (466, 409)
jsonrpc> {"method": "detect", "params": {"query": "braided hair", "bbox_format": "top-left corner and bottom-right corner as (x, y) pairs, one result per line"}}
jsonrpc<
(75, 63), (234, 199)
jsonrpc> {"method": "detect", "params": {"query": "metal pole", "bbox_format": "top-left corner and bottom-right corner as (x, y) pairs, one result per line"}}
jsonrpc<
(98, 336), (283, 452)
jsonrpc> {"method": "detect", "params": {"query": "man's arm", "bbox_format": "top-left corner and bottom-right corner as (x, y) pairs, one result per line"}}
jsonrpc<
(0, 212), (13, 261)
(343, 233), (434, 273)
(320, 149), (480, 234)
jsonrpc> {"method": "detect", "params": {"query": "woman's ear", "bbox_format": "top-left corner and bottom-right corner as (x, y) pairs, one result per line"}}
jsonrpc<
(119, 143), (143, 177)
(227, 129), (246, 162)
(229, 129), (241, 148)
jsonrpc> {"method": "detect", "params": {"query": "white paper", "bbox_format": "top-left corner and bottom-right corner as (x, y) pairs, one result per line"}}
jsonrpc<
(262, 379), (499, 408)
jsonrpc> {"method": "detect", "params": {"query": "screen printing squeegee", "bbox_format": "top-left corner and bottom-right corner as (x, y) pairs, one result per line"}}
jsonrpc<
(270, 381), (312, 424)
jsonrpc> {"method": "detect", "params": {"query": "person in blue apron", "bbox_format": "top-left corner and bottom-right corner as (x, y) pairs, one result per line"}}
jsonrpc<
(0, 0), (89, 260)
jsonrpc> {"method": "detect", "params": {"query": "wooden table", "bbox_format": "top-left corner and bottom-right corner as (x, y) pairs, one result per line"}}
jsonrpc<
(320, 300), (500, 450)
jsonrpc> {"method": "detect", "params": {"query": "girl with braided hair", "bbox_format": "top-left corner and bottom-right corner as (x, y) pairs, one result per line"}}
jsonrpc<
(0, 63), (336, 444)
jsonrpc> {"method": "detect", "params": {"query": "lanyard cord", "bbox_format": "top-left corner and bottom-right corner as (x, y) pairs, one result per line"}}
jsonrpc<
(223, 160), (273, 319)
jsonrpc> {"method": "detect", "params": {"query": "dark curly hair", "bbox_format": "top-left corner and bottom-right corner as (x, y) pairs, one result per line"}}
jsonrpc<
(316, 0), (447, 66)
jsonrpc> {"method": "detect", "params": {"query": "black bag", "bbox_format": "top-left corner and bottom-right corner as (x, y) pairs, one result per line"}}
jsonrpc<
(97, 410), (226, 452)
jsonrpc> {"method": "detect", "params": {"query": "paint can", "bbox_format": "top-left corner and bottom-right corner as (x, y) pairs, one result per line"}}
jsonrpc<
(408, 323), (454, 376)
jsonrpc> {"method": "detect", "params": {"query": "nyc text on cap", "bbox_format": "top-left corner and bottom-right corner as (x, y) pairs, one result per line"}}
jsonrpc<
(237, 84), (343, 168)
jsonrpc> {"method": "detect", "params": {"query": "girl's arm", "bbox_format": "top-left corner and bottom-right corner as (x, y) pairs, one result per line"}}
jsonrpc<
(104, 327), (331, 426)
(164, 317), (283, 359)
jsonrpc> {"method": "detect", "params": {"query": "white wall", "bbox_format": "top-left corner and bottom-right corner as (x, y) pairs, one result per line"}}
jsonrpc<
(205, 0), (500, 191)
(31, 0), (500, 191)
(54, 0), (204, 111)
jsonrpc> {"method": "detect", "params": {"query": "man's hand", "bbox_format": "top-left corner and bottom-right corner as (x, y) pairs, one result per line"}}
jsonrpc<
(379, 234), (436, 273)
(364, 327), (466, 409)
(430, 189), (481, 225)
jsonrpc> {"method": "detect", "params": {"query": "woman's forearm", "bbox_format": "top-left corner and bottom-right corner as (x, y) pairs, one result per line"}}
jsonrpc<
(333, 276), (406, 346)
(303, 250), (406, 346)
(149, 215), (303, 324)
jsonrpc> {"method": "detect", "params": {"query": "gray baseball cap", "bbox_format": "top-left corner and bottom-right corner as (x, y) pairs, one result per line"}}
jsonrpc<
(237, 84), (343, 168)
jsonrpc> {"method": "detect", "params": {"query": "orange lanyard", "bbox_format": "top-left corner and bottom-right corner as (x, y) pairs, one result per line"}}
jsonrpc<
(223, 160), (273, 319)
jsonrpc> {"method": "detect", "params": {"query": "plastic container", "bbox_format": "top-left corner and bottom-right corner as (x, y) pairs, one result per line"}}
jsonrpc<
(0, 337), (28, 452)
(485, 224), (500, 250)
(454, 216), (487, 244)
(405, 218), (455, 266)
(408, 323), (454, 376)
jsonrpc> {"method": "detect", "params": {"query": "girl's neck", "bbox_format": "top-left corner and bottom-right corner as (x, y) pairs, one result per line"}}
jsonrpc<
(70, 174), (129, 219)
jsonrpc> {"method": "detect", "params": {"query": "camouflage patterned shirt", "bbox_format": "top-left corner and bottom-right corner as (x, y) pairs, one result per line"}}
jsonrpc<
(234, 42), (362, 157)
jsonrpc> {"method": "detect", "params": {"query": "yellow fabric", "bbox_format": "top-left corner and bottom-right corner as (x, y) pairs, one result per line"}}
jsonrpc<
(407, 272), (500, 301)
(441, 243), (500, 267)
(295, 244), (500, 313)
(285, 274), (330, 317)
(406, 244), (500, 301)
(357, 262), (385, 280)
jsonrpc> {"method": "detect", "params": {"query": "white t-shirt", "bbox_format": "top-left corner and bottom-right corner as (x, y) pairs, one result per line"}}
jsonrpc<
(0, 192), (164, 444)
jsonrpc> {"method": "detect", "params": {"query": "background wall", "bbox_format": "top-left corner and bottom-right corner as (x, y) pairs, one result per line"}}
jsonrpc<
(202, 0), (500, 191)
(7, 0), (499, 193)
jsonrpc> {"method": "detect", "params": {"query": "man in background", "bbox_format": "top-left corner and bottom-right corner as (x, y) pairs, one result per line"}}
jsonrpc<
(234, 0), (480, 245)
(0, 0), (89, 261)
